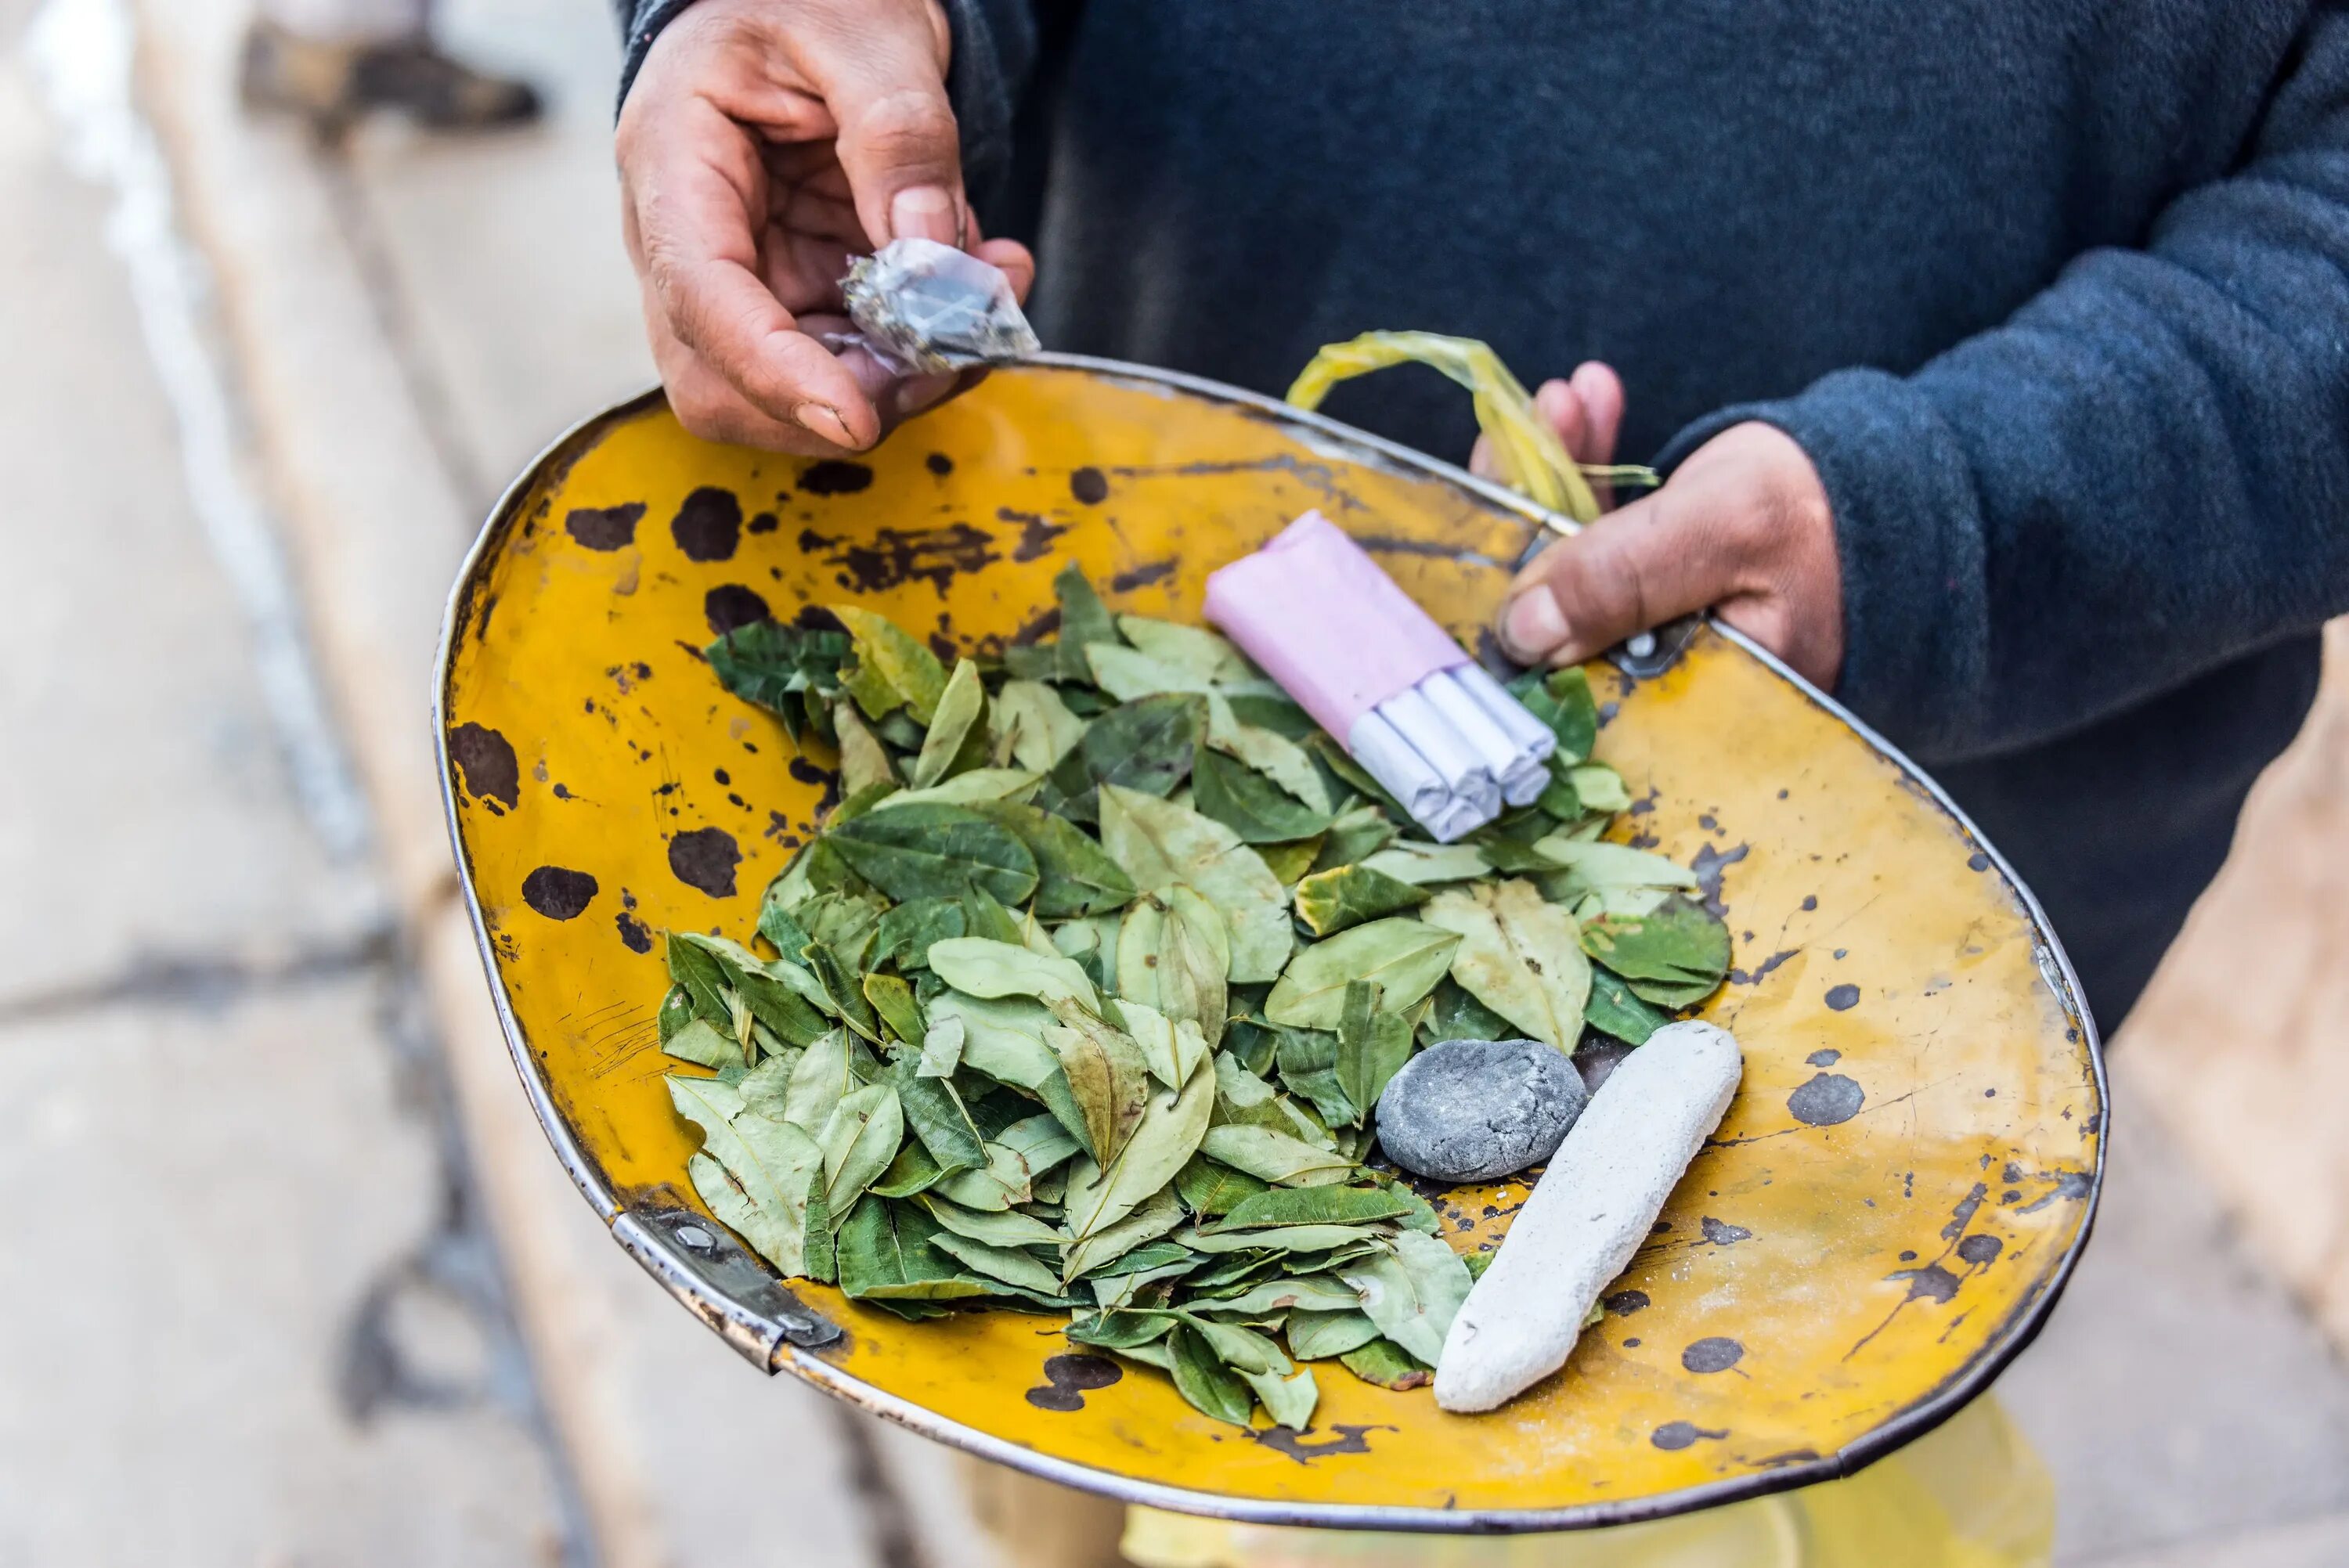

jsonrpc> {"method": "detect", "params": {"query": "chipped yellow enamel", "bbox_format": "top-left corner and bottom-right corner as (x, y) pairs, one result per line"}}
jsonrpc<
(439, 361), (2102, 1528)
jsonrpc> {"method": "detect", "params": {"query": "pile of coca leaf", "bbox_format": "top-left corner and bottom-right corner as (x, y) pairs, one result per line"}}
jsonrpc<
(658, 565), (1730, 1429)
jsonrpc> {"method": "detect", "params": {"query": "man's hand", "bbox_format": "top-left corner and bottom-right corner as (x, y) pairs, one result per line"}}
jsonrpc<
(1481, 365), (1845, 690)
(616, 0), (1034, 453)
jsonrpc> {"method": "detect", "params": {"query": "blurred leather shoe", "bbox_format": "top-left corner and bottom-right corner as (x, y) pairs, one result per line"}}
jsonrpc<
(239, 19), (542, 134)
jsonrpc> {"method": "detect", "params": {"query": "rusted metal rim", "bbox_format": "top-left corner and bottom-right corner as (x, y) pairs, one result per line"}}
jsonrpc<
(433, 353), (2106, 1534)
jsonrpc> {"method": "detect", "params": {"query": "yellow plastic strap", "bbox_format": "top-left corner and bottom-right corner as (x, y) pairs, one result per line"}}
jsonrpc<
(1285, 332), (1605, 524)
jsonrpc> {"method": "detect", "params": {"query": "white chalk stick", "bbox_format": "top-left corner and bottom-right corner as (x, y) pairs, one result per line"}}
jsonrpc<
(1433, 1021), (1743, 1413)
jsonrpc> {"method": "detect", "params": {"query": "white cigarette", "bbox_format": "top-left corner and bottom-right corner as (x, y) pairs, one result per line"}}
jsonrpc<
(1348, 709), (1454, 820)
(1420, 670), (1528, 800)
(1421, 793), (1492, 844)
(1380, 683), (1501, 816)
(1446, 665), (1555, 808)
(1453, 664), (1559, 761)
(1344, 668), (1562, 840)
(1434, 1021), (1744, 1413)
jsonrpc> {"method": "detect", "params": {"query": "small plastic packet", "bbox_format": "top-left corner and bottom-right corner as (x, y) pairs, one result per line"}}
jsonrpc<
(1204, 511), (1555, 842)
(839, 237), (1041, 375)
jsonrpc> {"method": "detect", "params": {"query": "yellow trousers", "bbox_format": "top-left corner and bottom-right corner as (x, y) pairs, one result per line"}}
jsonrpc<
(1113, 1397), (2051, 1568)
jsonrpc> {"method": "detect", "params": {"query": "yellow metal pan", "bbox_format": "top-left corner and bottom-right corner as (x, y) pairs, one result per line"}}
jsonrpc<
(435, 357), (2104, 1533)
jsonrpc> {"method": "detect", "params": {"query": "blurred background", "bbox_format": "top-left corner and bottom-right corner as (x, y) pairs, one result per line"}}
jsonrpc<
(5, 0), (2349, 1563)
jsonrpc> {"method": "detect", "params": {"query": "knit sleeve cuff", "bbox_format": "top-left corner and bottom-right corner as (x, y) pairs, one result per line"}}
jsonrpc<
(1652, 369), (1992, 760)
(614, 0), (700, 114)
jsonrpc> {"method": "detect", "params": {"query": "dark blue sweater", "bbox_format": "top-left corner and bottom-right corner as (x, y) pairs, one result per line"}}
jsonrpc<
(617, 1), (2349, 1029)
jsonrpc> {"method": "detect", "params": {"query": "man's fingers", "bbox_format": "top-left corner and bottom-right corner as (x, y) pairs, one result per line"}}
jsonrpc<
(653, 320), (857, 453)
(1534, 378), (1588, 460)
(1496, 487), (1743, 666)
(1494, 420), (1844, 683)
(973, 237), (1036, 303)
(803, 5), (966, 247)
(1472, 364), (1626, 489)
(630, 99), (885, 444)
(1567, 362), (1623, 465)
(666, 251), (877, 445)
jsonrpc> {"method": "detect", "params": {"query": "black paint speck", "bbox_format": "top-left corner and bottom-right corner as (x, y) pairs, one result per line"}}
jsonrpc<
(669, 827), (742, 897)
(1249, 1423), (1395, 1463)
(1899, 1250), (1918, 1263)
(1070, 466), (1109, 504)
(615, 911), (652, 953)
(746, 511), (778, 535)
(1001, 506), (1070, 563)
(565, 502), (644, 550)
(1968, 851), (1991, 871)
(1833, 947), (1849, 960)
(1025, 1353), (1122, 1412)
(926, 452), (954, 476)
(2018, 1171), (2095, 1213)
(1788, 1072), (1865, 1126)
(713, 769), (731, 786)
(1651, 1422), (1727, 1451)
(1801, 895), (1817, 911)
(705, 584), (771, 635)
(1682, 1337), (1745, 1374)
(671, 487), (742, 561)
(799, 459), (875, 496)
(521, 866), (598, 920)
(1729, 948), (1797, 987)
(448, 723), (521, 811)
(1824, 982), (1861, 1011)
(1957, 1235), (2003, 1265)
(1623, 1337), (1642, 1348)
(1900, 1264), (1962, 1304)
(1700, 1217), (1752, 1245)
(1690, 842), (1749, 914)
(1109, 560), (1177, 592)
(1603, 1289), (1650, 1316)
(1045, 1354), (1121, 1391)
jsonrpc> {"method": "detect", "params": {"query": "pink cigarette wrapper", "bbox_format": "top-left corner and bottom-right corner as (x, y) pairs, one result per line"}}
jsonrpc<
(1202, 512), (1470, 741)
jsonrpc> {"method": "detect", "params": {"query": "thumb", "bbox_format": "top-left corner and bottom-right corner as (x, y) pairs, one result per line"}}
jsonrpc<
(804, 5), (968, 246)
(1494, 485), (1742, 667)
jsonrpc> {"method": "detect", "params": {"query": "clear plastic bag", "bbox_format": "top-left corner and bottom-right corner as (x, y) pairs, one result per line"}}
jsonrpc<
(1120, 1395), (2054, 1568)
(840, 237), (1041, 374)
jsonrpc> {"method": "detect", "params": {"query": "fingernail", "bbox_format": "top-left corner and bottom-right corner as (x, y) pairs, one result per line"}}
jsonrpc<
(794, 401), (853, 447)
(889, 186), (957, 244)
(1500, 587), (1570, 661)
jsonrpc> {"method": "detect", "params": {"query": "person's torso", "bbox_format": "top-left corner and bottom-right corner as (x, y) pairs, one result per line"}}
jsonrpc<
(1012, 0), (2300, 460)
(993, 0), (2325, 1030)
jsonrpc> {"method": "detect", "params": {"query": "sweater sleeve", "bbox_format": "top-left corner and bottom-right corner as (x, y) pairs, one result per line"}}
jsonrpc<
(1657, 9), (2349, 765)
(611, 0), (1040, 197)
(612, 0), (697, 111)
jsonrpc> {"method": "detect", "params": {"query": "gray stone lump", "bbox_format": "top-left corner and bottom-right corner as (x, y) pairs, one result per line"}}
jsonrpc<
(1373, 1037), (1589, 1183)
